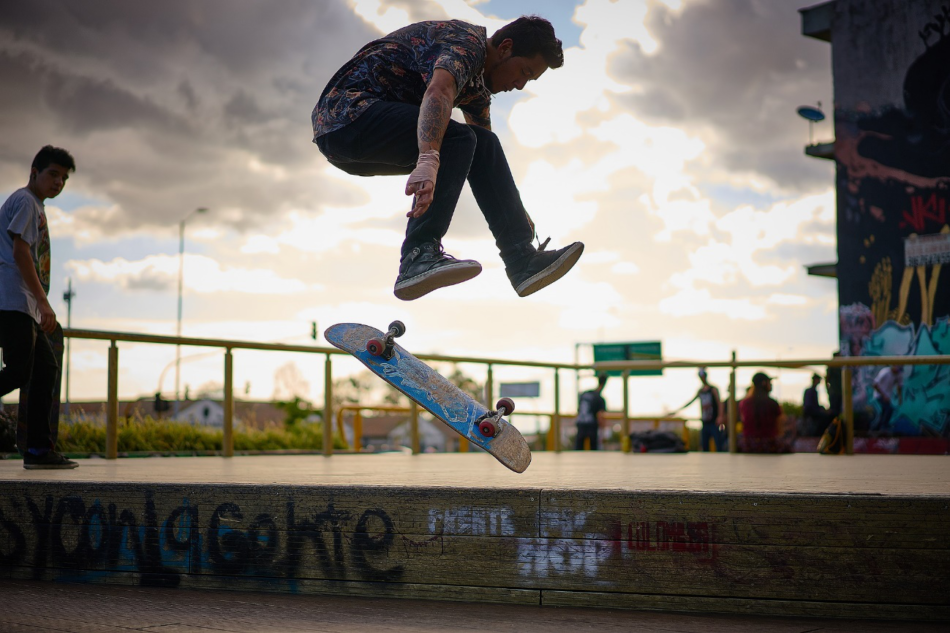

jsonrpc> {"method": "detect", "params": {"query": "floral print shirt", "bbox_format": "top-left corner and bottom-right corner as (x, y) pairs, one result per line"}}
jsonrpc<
(312, 20), (492, 139)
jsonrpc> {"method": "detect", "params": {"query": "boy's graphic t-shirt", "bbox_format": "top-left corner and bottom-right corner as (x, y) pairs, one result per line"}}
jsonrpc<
(0, 187), (50, 323)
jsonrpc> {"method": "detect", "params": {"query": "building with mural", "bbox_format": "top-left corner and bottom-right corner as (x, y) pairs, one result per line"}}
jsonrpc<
(802, 0), (950, 438)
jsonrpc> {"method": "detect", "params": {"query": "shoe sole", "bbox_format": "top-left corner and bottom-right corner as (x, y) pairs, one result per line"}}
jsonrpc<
(23, 463), (78, 469)
(515, 242), (585, 297)
(394, 261), (482, 301)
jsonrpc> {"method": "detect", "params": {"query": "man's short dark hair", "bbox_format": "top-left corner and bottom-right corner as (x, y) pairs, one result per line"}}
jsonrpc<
(32, 145), (76, 174)
(491, 16), (564, 69)
(597, 373), (608, 388)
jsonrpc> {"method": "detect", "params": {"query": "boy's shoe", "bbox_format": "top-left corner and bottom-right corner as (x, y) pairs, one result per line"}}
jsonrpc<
(507, 241), (584, 297)
(394, 242), (482, 301)
(23, 450), (78, 470)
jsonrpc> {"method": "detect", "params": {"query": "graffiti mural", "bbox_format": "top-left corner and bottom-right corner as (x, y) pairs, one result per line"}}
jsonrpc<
(0, 488), (724, 591)
(0, 490), (407, 588)
(835, 2), (950, 437)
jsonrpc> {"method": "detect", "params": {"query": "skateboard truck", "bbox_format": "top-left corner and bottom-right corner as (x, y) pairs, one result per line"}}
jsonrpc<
(365, 320), (406, 360)
(476, 397), (515, 438)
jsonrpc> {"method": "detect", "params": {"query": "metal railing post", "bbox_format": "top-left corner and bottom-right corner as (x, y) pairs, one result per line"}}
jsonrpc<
(354, 409), (363, 452)
(843, 366), (854, 455)
(324, 354), (333, 456)
(622, 370), (630, 452)
(553, 368), (561, 453)
(410, 401), (420, 454)
(106, 341), (119, 459)
(223, 348), (233, 457)
(486, 363), (494, 408)
(728, 351), (738, 453)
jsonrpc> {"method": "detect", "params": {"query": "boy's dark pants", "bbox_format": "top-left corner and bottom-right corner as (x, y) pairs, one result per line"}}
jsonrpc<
(316, 101), (535, 263)
(0, 310), (61, 453)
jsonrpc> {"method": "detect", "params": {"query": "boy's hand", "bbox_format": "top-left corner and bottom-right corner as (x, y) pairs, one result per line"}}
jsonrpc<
(38, 300), (57, 334)
(405, 150), (440, 218)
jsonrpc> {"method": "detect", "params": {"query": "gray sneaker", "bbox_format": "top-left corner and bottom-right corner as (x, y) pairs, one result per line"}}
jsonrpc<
(394, 242), (482, 301)
(23, 450), (78, 469)
(506, 241), (584, 297)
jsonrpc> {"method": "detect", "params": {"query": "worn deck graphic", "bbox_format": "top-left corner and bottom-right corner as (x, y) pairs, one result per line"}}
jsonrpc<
(325, 323), (531, 473)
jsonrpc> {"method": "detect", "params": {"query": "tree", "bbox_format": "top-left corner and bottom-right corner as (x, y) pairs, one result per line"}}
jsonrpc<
(272, 362), (311, 402)
(331, 364), (484, 408)
(445, 364), (484, 401)
(332, 371), (406, 408)
(195, 380), (224, 400)
(275, 396), (316, 428)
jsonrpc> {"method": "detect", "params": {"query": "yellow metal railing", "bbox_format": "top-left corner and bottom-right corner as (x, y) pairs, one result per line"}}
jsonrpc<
(62, 328), (950, 458)
(336, 404), (412, 453)
(62, 328), (579, 459)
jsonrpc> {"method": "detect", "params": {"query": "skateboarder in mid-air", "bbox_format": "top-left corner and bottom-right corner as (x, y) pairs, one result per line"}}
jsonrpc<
(313, 16), (584, 301)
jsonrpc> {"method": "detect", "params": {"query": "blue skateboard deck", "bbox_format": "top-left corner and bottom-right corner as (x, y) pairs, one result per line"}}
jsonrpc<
(325, 322), (532, 473)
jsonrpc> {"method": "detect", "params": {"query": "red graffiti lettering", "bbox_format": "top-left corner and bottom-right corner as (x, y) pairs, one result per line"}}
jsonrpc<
(627, 520), (711, 557)
(900, 194), (947, 232)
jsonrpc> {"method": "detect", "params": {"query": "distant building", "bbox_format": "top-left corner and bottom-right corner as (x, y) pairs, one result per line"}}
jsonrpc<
(10, 398), (286, 428)
(177, 399), (225, 427)
(801, 0), (950, 437)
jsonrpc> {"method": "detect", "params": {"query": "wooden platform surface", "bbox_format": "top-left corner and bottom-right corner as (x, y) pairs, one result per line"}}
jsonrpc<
(2, 452), (948, 496)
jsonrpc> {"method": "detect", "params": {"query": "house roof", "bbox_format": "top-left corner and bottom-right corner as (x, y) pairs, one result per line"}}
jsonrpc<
(11, 398), (286, 427)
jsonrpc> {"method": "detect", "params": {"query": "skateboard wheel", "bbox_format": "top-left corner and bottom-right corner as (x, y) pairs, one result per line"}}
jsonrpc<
(496, 397), (515, 415)
(389, 320), (406, 338)
(478, 419), (497, 438)
(366, 338), (386, 356)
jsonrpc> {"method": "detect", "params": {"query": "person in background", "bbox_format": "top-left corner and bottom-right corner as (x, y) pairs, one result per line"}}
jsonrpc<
(575, 374), (608, 450)
(801, 373), (832, 436)
(872, 365), (903, 433)
(738, 372), (790, 453)
(669, 368), (726, 451)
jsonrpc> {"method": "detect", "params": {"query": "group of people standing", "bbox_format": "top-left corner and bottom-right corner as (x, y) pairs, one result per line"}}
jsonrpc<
(574, 365), (852, 453)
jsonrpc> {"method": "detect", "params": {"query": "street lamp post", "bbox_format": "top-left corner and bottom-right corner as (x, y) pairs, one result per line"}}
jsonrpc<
(62, 277), (75, 416)
(174, 207), (208, 417)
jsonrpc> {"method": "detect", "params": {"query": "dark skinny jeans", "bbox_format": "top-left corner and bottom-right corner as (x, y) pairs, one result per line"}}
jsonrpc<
(315, 101), (535, 262)
(0, 310), (59, 452)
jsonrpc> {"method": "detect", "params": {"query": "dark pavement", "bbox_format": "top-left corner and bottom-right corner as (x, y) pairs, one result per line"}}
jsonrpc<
(0, 579), (944, 632)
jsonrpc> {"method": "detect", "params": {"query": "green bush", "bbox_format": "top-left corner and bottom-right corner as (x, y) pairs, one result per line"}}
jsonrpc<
(781, 401), (804, 419)
(45, 416), (346, 455)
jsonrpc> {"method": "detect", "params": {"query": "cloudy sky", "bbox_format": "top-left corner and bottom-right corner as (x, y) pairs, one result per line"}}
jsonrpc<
(0, 0), (837, 423)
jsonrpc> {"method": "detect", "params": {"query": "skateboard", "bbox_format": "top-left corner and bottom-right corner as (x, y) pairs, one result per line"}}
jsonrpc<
(324, 321), (532, 473)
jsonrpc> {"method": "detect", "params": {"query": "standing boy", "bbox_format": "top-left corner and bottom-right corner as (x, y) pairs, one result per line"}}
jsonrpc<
(0, 145), (77, 469)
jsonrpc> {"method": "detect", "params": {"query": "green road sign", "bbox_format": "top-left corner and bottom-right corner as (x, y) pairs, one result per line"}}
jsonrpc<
(593, 341), (662, 376)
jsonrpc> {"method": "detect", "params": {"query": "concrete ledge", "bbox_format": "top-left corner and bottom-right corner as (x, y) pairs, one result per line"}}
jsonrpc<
(1, 453), (948, 620)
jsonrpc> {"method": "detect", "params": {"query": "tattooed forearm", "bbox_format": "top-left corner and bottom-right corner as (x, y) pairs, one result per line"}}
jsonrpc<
(418, 90), (452, 151)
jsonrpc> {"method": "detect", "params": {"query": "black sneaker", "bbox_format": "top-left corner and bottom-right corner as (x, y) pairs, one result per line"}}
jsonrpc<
(23, 451), (78, 470)
(394, 242), (482, 301)
(507, 241), (584, 297)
